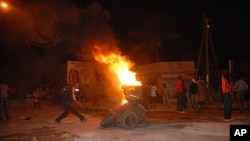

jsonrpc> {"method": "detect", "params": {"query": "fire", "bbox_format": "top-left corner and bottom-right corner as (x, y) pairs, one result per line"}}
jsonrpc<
(93, 46), (141, 104)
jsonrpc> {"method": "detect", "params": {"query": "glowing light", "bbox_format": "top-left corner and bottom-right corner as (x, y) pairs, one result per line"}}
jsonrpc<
(93, 45), (141, 87)
(1, 2), (8, 8)
(93, 45), (142, 104)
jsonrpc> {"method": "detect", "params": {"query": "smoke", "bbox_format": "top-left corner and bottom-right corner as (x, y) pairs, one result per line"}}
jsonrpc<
(1, 0), (119, 53)
(1, 0), (124, 103)
(79, 2), (120, 60)
(1, 0), (81, 47)
(78, 2), (128, 103)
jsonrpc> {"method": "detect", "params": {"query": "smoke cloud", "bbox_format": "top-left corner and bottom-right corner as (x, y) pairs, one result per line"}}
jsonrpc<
(1, 0), (81, 47)
(1, 0), (124, 103)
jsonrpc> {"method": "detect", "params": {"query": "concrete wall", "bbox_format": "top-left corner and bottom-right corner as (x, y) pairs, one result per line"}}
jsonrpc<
(137, 61), (196, 97)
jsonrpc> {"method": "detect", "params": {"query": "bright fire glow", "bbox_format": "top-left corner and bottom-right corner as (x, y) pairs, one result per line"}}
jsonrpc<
(93, 46), (142, 104)
(93, 46), (141, 86)
(1, 2), (8, 8)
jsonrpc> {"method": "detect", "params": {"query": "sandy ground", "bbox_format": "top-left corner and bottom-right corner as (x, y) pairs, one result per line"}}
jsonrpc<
(0, 98), (250, 141)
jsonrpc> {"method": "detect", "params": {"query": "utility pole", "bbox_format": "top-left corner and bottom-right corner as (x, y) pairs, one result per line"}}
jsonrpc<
(196, 12), (219, 104)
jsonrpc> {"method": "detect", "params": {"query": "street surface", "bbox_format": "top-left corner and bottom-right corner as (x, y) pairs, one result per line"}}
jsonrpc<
(0, 97), (250, 141)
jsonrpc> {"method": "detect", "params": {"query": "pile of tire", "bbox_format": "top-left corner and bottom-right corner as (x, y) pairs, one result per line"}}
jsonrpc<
(100, 102), (146, 130)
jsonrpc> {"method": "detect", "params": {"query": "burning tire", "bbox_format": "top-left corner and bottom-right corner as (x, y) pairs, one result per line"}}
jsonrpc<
(118, 111), (139, 130)
(100, 113), (116, 128)
(133, 104), (146, 118)
(100, 85), (146, 130)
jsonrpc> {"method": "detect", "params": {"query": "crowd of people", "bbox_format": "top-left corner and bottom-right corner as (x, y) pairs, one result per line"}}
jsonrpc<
(0, 71), (249, 122)
(140, 72), (249, 120)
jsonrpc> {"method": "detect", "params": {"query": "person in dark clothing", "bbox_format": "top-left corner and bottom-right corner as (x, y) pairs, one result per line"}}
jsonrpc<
(32, 88), (41, 109)
(182, 87), (187, 110)
(142, 83), (150, 110)
(0, 83), (11, 120)
(189, 79), (199, 110)
(55, 83), (85, 123)
(233, 76), (249, 113)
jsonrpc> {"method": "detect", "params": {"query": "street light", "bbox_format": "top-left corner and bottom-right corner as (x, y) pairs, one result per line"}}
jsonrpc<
(1, 2), (8, 8)
(0, 1), (11, 14)
(1, 1), (10, 12)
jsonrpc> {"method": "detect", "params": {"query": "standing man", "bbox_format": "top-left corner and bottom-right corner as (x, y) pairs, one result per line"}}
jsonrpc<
(32, 88), (41, 109)
(149, 82), (157, 109)
(176, 75), (185, 113)
(233, 75), (249, 113)
(142, 81), (150, 109)
(0, 83), (11, 120)
(189, 79), (199, 110)
(221, 70), (233, 121)
(55, 83), (86, 123)
(161, 83), (170, 107)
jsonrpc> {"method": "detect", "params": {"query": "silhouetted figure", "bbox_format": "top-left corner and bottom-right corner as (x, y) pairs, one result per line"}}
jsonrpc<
(33, 88), (41, 108)
(233, 76), (249, 113)
(189, 79), (199, 110)
(55, 83), (85, 123)
(0, 83), (11, 120)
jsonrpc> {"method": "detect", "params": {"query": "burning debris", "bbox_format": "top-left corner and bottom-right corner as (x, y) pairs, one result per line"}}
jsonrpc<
(100, 85), (146, 130)
(92, 45), (146, 130)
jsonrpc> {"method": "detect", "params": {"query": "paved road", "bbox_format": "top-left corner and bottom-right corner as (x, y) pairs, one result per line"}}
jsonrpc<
(0, 98), (250, 141)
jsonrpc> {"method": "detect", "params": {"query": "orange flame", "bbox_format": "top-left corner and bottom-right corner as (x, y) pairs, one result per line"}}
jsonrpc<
(93, 46), (141, 86)
(93, 46), (141, 104)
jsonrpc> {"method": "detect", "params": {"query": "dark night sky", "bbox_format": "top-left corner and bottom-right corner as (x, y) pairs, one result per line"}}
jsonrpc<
(1, 0), (249, 87)
(1, 0), (249, 66)
(83, 0), (250, 68)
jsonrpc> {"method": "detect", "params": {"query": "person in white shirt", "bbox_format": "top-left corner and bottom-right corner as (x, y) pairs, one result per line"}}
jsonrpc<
(149, 82), (157, 109)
